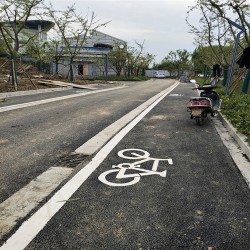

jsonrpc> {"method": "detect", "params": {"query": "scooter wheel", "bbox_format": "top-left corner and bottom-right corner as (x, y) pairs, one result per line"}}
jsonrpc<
(195, 117), (204, 126)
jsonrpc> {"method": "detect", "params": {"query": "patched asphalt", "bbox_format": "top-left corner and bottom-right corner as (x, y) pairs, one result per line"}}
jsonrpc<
(12, 83), (250, 249)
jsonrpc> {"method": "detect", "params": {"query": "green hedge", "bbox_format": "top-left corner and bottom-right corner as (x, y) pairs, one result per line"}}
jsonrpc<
(221, 94), (250, 141)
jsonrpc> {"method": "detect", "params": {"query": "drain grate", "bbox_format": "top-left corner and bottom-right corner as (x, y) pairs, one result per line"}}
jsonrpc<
(55, 153), (88, 168)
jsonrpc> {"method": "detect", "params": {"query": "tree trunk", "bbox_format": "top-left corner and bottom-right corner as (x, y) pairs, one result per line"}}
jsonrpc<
(69, 58), (74, 82)
(10, 58), (18, 90)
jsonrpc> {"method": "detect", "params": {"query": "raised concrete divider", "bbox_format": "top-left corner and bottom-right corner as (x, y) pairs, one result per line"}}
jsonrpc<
(218, 113), (250, 160)
(0, 87), (68, 99)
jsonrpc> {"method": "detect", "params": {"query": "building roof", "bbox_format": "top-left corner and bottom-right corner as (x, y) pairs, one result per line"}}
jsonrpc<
(85, 30), (126, 47)
(24, 20), (54, 30)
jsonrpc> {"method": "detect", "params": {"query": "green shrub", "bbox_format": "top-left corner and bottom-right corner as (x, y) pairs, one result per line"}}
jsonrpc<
(193, 76), (205, 85)
(221, 93), (250, 143)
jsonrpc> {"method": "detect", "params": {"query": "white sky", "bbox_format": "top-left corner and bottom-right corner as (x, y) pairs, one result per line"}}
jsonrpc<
(47, 0), (197, 64)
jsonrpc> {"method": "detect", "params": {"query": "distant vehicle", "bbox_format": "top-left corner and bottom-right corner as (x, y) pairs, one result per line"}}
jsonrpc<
(179, 75), (189, 83)
(153, 72), (165, 78)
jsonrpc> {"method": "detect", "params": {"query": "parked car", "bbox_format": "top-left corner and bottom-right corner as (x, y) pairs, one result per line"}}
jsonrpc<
(153, 72), (166, 78)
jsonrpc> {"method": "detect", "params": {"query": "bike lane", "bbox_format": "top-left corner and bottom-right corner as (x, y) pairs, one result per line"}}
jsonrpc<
(2, 83), (250, 249)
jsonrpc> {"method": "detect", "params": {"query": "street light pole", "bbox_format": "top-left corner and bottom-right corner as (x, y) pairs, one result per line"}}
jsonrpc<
(225, 19), (246, 95)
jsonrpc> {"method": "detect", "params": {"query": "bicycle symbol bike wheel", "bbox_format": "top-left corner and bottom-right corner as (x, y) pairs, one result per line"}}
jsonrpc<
(98, 163), (141, 187)
(117, 148), (150, 160)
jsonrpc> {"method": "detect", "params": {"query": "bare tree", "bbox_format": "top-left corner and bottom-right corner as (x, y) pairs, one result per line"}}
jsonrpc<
(44, 3), (107, 81)
(125, 41), (154, 77)
(186, 0), (250, 69)
(45, 38), (66, 75)
(0, 0), (43, 88)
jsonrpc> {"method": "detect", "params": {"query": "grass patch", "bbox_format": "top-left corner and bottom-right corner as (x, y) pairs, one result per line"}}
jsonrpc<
(220, 93), (250, 144)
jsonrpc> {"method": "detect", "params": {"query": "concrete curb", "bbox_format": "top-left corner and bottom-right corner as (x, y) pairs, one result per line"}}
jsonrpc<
(0, 82), (124, 99)
(0, 87), (69, 98)
(218, 112), (250, 160)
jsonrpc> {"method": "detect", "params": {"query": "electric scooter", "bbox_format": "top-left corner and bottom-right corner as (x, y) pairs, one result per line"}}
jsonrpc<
(187, 85), (221, 126)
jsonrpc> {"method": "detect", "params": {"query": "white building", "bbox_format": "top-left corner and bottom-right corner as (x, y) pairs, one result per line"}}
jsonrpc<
(19, 20), (54, 54)
(55, 31), (127, 77)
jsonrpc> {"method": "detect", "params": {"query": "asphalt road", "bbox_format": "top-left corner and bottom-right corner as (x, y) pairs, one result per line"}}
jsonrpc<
(1, 81), (249, 249)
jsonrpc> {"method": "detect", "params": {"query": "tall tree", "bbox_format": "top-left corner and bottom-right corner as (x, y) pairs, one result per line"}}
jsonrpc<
(108, 43), (128, 76)
(187, 0), (250, 91)
(153, 59), (177, 77)
(0, 0), (43, 87)
(186, 0), (250, 66)
(107, 41), (154, 77)
(126, 41), (154, 77)
(166, 49), (191, 77)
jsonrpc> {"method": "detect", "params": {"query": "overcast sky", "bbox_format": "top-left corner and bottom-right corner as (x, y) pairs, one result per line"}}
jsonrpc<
(48, 0), (197, 64)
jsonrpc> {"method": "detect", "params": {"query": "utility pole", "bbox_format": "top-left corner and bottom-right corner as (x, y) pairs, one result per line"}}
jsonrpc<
(225, 18), (246, 95)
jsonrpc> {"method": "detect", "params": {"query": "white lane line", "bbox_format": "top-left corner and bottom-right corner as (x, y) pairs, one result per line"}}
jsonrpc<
(0, 86), (126, 113)
(0, 82), (179, 250)
(0, 167), (73, 239)
(75, 83), (179, 155)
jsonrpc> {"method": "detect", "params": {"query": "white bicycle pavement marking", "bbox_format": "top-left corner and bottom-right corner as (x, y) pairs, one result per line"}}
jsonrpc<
(98, 148), (173, 187)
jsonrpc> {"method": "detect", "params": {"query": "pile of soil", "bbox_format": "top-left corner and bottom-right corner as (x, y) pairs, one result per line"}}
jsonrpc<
(0, 79), (52, 93)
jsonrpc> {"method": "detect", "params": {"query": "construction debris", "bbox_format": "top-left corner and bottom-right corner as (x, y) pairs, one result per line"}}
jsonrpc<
(17, 64), (32, 74)
(33, 75), (44, 79)
(38, 80), (97, 90)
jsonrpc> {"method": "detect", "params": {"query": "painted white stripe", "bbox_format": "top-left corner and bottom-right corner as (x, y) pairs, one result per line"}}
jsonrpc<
(75, 83), (179, 155)
(0, 167), (73, 238)
(0, 86), (126, 113)
(0, 82), (179, 250)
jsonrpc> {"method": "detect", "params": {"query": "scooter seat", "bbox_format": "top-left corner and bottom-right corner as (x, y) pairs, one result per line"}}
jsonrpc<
(189, 97), (210, 100)
(187, 98), (212, 108)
